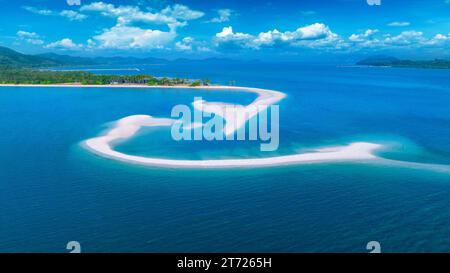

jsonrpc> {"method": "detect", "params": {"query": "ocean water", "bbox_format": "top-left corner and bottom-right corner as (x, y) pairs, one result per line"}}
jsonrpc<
(1, 63), (450, 252)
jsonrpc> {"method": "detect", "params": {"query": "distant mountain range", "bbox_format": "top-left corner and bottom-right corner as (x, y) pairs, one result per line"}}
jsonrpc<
(0, 46), (172, 68)
(5, 46), (448, 70)
(0, 46), (241, 69)
(357, 56), (450, 69)
(0, 46), (62, 68)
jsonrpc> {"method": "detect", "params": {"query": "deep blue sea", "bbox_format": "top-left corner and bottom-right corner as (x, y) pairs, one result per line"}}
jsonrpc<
(1, 62), (450, 252)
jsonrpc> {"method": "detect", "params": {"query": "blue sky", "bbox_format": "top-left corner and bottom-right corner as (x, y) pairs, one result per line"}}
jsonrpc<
(0, 0), (450, 60)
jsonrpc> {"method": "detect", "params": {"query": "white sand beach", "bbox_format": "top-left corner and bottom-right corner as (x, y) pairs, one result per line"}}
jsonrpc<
(83, 114), (381, 168)
(84, 116), (381, 168)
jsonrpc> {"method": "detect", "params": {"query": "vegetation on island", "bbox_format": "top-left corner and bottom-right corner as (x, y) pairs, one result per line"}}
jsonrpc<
(357, 56), (450, 69)
(0, 69), (211, 86)
(0, 45), (214, 86)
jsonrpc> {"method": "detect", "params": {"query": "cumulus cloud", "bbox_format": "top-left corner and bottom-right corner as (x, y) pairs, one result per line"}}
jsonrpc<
(346, 28), (450, 52)
(81, 2), (204, 50)
(81, 2), (203, 26)
(428, 33), (450, 45)
(207, 9), (234, 23)
(175, 37), (194, 51)
(81, 2), (172, 25)
(93, 25), (176, 49)
(383, 31), (425, 46)
(160, 4), (204, 21)
(16, 31), (44, 45)
(215, 26), (254, 49)
(349, 29), (379, 41)
(215, 23), (340, 50)
(17, 31), (37, 38)
(388, 21), (411, 27)
(60, 10), (87, 21)
(45, 38), (83, 50)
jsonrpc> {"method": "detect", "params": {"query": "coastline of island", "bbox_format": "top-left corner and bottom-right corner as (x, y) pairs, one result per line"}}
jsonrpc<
(356, 56), (450, 69)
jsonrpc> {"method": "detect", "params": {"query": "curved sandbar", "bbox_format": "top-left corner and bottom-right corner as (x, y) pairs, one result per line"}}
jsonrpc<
(84, 115), (382, 168)
(78, 84), (383, 168)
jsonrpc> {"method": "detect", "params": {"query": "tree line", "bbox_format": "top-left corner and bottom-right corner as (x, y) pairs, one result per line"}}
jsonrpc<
(0, 68), (212, 86)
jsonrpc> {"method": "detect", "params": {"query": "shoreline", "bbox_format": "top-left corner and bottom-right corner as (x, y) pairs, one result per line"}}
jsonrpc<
(0, 83), (286, 101)
(0, 83), (276, 90)
(0, 83), (215, 88)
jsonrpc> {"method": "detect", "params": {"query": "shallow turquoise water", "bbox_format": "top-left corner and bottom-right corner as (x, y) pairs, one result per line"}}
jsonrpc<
(1, 63), (450, 252)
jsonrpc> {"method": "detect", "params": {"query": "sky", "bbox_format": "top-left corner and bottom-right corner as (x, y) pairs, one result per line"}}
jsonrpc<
(0, 0), (450, 60)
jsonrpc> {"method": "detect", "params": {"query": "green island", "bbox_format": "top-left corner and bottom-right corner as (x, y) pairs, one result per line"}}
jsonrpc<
(0, 69), (212, 86)
(0, 46), (211, 86)
(357, 56), (450, 69)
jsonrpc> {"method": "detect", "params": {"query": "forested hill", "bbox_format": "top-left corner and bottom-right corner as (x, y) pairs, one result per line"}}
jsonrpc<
(0, 46), (168, 68)
(0, 46), (61, 68)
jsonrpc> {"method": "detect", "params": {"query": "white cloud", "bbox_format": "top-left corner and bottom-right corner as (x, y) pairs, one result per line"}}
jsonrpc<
(215, 26), (255, 48)
(60, 10), (87, 21)
(81, 2), (204, 50)
(16, 31), (44, 45)
(423, 33), (450, 46)
(23, 5), (88, 22)
(208, 9), (234, 23)
(175, 37), (194, 51)
(346, 29), (450, 51)
(215, 25), (450, 53)
(17, 31), (39, 38)
(81, 2), (203, 26)
(216, 26), (234, 38)
(93, 25), (176, 49)
(215, 23), (340, 49)
(161, 4), (204, 21)
(388, 21), (411, 27)
(384, 31), (425, 46)
(45, 38), (83, 50)
(23, 6), (53, 16)
(81, 2), (174, 25)
(349, 29), (379, 42)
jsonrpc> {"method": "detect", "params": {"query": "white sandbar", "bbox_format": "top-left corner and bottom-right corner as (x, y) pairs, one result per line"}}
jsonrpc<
(1, 83), (383, 168)
(70, 84), (382, 168)
(84, 115), (382, 168)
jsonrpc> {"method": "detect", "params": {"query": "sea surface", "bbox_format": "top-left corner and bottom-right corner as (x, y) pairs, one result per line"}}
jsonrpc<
(1, 62), (450, 252)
